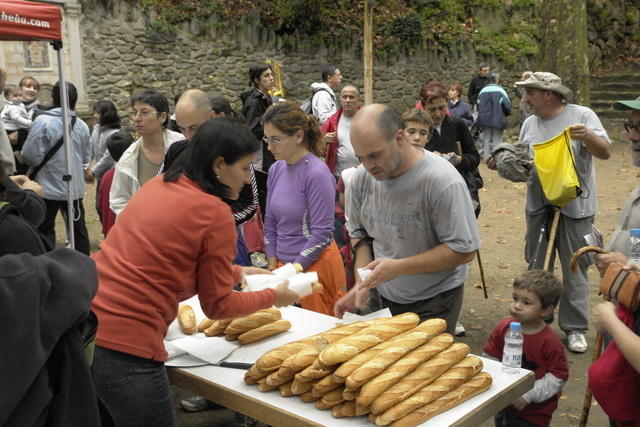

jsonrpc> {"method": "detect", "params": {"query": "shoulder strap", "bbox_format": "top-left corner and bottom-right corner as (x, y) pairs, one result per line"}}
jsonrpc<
(29, 115), (77, 180)
(312, 87), (335, 101)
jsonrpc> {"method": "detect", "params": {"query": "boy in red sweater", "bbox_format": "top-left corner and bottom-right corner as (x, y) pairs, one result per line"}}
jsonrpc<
(98, 131), (133, 236)
(484, 270), (569, 427)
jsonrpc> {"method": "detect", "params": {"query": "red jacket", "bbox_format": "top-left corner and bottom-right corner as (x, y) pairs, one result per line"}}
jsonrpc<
(321, 107), (361, 174)
(92, 175), (276, 361)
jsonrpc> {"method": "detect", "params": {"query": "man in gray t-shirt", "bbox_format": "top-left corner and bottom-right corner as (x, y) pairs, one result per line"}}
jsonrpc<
(334, 104), (481, 335)
(514, 72), (611, 354)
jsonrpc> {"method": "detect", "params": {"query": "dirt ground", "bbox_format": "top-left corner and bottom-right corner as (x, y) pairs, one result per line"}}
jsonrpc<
(70, 118), (632, 426)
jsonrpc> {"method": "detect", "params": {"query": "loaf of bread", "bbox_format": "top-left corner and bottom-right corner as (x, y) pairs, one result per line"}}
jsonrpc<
(370, 342), (470, 415)
(197, 317), (215, 332)
(318, 313), (420, 367)
(225, 333), (239, 341)
(374, 356), (483, 425)
(295, 359), (336, 382)
(314, 321), (370, 350)
(389, 372), (492, 427)
(343, 387), (358, 401)
(300, 390), (321, 403)
(346, 319), (447, 390)
(279, 381), (294, 397)
(238, 319), (291, 345)
(257, 377), (279, 392)
(291, 378), (315, 395)
(255, 342), (311, 371)
(244, 364), (272, 384)
(278, 346), (320, 377)
(265, 368), (294, 387)
(225, 308), (281, 335)
(357, 333), (454, 407)
(177, 305), (197, 335)
(312, 372), (342, 397)
(331, 400), (357, 418)
(316, 386), (345, 410)
(355, 402), (370, 416)
(204, 319), (232, 337)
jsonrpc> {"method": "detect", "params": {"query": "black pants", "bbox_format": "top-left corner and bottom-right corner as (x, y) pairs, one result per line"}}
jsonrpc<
(380, 285), (464, 336)
(39, 198), (90, 255)
(255, 170), (268, 220)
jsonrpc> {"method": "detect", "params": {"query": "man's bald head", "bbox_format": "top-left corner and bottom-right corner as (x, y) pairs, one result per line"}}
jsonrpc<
(351, 104), (408, 181)
(175, 89), (214, 140)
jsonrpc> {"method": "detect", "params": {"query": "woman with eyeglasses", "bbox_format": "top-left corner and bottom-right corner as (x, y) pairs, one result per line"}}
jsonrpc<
(92, 118), (300, 426)
(109, 90), (182, 216)
(262, 101), (345, 315)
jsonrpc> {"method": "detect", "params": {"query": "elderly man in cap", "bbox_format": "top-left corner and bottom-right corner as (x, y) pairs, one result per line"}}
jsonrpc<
(516, 72), (611, 353)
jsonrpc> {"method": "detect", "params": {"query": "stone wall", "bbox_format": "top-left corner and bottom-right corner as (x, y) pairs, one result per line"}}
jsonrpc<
(79, 1), (534, 123)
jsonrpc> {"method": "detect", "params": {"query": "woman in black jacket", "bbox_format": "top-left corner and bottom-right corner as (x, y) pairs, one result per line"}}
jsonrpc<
(240, 63), (276, 216)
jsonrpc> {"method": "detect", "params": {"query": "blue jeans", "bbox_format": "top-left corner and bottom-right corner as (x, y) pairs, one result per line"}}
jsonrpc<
(92, 346), (176, 427)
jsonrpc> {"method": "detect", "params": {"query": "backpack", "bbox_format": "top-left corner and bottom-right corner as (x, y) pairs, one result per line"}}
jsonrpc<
(300, 87), (334, 117)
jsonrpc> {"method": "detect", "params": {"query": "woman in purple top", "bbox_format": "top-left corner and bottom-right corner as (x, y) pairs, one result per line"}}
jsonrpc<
(262, 101), (345, 315)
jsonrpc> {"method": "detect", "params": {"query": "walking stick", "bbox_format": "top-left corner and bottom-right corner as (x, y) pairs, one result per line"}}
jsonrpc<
(579, 333), (604, 427)
(454, 141), (489, 299)
(543, 208), (561, 271)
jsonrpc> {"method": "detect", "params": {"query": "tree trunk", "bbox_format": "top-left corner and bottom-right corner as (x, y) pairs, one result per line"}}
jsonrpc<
(538, 0), (590, 105)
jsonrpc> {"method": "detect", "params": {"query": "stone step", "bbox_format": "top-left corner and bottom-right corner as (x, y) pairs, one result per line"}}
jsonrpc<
(593, 72), (640, 83)
(592, 108), (628, 119)
(591, 90), (639, 100)
(590, 80), (640, 91)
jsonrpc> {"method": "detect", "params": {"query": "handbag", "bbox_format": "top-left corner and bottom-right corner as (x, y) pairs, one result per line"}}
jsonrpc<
(601, 262), (640, 310)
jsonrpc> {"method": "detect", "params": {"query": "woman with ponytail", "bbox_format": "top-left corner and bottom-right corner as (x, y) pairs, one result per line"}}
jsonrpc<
(262, 101), (345, 315)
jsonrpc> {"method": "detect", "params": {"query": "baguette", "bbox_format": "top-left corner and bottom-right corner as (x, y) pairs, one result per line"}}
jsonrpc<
(279, 381), (294, 397)
(374, 356), (483, 425)
(312, 372), (342, 397)
(255, 342), (311, 371)
(265, 368), (294, 387)
(225, 334), (239, 341)
(225, 308), (281, 335)
(316, 387), (345, 409)
(355, 402), (370, 416)
(204, 319), (232, 336)
(346, 319), (447, 390)
(244, 364), (271, 384)
(314, 321), (370, 350)
(295, 359), (336, 382)
(177, 305), (197, 335)
(389, 372), (492, 427)
(357, 333), (454, 407)
(332, 400), (357, 418)
(343, 388), (358, 401)
(300, 390), (321, 403)
(278, 346), (320, 377)
(257, 377), (279, 392)
(370, 342), (470, 415)
(197, 317), (215, 332)
(290, 378), (314, 395)
(318, 313), (420, 367)
(238, 319), (291, 345)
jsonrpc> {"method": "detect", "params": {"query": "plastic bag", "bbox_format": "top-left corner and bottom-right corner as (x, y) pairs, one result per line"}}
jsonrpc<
(533, 127), (580, 207)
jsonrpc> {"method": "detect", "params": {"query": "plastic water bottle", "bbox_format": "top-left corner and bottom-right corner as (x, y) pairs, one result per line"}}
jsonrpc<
(628, 229), (640, 265)
(502, 322), (524, 375)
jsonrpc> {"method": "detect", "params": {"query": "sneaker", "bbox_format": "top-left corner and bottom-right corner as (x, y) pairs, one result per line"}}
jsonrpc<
(250, 252), (268, 268)
(455, 321), (466, 337)
(567, 332), (588, 353)
(180, 395), (223, 412)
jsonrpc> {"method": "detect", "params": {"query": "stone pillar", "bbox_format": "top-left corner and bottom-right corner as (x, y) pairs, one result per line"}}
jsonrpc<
(58, 0), (89, 114)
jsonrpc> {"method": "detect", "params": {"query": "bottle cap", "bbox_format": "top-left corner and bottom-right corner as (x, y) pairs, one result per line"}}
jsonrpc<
(509, 321), (521, 331)
(631, 229), (640, 237)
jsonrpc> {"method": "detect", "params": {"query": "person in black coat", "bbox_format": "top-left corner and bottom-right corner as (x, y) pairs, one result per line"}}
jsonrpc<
(240, 63), (276, 216)
(467, 62), (490, 110)
(420, 81), (483, 218)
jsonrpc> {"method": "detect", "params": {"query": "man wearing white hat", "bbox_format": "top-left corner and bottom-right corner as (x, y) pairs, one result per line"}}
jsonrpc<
(516, 72), (611, 353)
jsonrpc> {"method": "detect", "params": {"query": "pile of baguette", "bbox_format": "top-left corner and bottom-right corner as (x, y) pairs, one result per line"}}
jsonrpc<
(177, 306), (292, 346)
(244, 313), (492, 427)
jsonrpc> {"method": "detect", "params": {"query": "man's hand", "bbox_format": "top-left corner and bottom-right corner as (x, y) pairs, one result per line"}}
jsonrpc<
(84, 168), (95, 183)
(360, 258), (401, 289)
(323, 132), (336, 144)
(7, 131), (18, 145)
(274, 280), (301, 307)
(568, 123), (591, 142)
(485, 154), (497, 170)
(592, 301), (617, 334)
(10, 175), (44, 196)
(334, 286), (370, 319)
(594, 252), (628, 277)
(511, 397), (528, 411)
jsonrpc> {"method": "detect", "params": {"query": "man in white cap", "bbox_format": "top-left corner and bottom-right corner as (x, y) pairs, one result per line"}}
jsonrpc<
(515, 72), (611, 353)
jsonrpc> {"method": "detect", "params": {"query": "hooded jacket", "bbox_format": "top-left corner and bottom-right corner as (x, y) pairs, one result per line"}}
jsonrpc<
(240, 88), (275, 172)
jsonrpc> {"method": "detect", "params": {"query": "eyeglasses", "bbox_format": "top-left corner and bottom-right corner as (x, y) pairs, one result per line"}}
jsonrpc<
(128, 110), (160, 119)
(262, 135), (283, 145)
(624, 121), (640, 134)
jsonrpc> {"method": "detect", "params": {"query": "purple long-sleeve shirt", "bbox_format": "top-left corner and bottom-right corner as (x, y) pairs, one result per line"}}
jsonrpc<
(264, 153), (335, 269)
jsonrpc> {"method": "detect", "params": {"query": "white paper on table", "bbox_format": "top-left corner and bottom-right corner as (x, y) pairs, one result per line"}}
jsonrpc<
(340, 308), (392, 324)
(170, 335), (239, 365)
(167, 295), (207, 341)
(165, 354), (209, 368)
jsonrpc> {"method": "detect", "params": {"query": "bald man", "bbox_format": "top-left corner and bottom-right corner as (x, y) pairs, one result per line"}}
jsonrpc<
(334, 104), (481, 335)
(162, 89), (258, 227)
